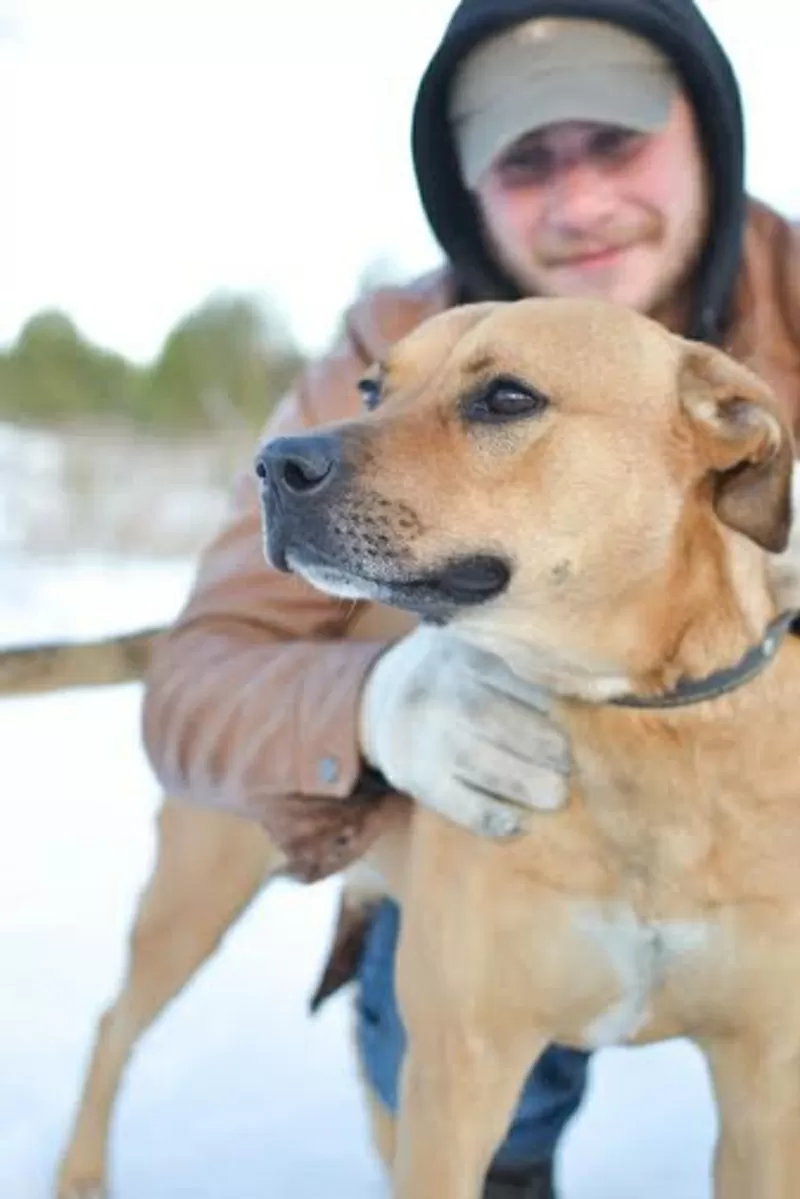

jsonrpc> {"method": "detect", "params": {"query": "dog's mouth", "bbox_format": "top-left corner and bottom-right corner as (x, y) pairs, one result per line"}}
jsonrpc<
(263, 478), (511, 619)
(282, 541), (511, 621)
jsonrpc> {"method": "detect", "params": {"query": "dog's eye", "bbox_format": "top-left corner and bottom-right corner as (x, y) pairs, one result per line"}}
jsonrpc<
(466, 377), (549, 423)
(358, 377), (382, 412)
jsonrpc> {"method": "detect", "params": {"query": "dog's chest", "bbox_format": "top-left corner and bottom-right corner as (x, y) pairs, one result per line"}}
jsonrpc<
(571, 901), (717, 1048)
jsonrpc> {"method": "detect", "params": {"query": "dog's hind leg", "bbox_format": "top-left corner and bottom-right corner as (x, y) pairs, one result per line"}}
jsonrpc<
(55, 798), (285, 1199)
(704, 1033), (800, 1199)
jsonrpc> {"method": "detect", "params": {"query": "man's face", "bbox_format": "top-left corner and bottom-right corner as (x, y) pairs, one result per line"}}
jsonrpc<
(473, 94), (708, 314)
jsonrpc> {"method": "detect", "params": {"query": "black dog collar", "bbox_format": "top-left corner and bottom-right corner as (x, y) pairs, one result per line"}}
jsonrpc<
(610, 610), (799, 710)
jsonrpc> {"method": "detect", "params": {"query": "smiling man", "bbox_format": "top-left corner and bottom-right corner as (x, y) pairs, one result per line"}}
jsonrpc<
(142, 1), (800, 1195)
(450, 17), (709, 318)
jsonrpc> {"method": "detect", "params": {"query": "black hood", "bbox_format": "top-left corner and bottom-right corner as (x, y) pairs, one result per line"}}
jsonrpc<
(411, 0), (746, 344)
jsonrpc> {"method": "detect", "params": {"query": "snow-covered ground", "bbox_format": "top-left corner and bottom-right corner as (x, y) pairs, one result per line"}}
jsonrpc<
(1, 555), (720, 1199)
(0, 422), (244, 559)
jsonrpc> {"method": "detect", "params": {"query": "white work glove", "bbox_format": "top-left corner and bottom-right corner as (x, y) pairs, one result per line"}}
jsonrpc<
(358, 625), (571, 838)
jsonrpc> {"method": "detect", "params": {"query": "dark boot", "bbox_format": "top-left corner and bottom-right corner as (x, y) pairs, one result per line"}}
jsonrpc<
(483, 1161), (555, 1199)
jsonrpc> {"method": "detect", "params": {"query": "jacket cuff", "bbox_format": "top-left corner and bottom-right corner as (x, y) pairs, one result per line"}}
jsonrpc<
(296, 639), (390, 798)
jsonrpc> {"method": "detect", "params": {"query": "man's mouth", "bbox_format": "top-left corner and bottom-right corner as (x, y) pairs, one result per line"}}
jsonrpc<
(553, 244), (634, 270)
(572, 247), (625, 267)
(543, 234), (647, 272)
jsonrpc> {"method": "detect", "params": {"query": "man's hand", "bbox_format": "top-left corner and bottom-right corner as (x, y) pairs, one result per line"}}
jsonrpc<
(358, 626), (571, 837)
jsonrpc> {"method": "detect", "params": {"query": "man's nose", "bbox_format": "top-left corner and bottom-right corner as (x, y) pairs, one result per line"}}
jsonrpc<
(255, 433), (341, 496)
(544, 160), (618, 229)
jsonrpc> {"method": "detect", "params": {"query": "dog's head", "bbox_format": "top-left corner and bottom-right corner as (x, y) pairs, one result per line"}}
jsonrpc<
(257, 298), (794, 687)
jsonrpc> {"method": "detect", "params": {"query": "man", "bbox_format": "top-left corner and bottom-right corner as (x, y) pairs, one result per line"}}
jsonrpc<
(142, 0), (800, 1195)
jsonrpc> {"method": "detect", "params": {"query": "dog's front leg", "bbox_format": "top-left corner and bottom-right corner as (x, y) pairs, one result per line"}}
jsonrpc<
(389, 843), (546, 1199)
(391, 1023), (545, 1199)
(703, 1034), (800, 1199)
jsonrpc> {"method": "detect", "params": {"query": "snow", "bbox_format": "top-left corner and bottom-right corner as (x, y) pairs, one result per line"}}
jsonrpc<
(1, 555), (719, 1198)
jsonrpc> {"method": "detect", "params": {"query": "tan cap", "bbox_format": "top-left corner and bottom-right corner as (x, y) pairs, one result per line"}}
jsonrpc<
(449, 17), (678, 188)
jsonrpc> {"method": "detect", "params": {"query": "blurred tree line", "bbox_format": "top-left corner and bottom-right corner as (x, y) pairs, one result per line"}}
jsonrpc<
(0, 294), (306, 432)
(0, 259), (405, 432)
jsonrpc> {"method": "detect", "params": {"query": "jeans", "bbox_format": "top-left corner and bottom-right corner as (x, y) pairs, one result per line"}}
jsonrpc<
(355, 898), (590, 1172)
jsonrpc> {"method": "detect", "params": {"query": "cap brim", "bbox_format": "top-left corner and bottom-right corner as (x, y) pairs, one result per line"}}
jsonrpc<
(459, 65), (676, 187)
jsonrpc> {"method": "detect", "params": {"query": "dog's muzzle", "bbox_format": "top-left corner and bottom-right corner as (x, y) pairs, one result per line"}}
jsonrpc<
(255, 431), (511, 617)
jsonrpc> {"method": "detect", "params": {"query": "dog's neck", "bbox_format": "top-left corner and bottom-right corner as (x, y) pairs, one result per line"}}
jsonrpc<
(462, 512), (800, 710)
(611, 534), (782, 708)
(615, 491), (800, 710)
(609, 609), (797, 710)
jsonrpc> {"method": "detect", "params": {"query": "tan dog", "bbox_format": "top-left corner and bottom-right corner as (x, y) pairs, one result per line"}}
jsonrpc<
(255, 296), (800, 1199)
(18, 294), (800, 1196)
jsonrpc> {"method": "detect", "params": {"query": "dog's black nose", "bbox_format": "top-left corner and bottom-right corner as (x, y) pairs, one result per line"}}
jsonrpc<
(255, 434), (339, 495)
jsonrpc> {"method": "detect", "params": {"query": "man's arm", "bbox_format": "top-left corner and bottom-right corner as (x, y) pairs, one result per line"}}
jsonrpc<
(141, 327), (394, 878)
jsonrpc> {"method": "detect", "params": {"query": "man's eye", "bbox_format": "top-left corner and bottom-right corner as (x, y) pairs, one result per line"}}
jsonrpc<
(496, 145), (554, 185)
(591, 128), (643, 162)
(358, 377), (381, 411)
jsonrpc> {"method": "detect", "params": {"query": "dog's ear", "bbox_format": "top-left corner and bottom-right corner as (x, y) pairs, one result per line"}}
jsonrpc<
(679, 343), (795, 552)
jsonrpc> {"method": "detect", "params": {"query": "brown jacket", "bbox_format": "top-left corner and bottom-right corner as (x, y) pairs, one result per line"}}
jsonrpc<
(142, 199), (800, 882)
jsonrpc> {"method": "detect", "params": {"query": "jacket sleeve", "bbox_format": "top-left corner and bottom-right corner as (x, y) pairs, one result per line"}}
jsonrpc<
(140, 324), (395, 880)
